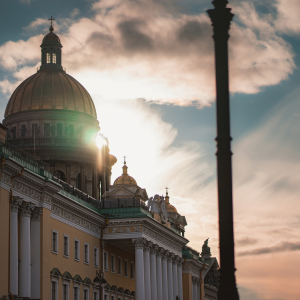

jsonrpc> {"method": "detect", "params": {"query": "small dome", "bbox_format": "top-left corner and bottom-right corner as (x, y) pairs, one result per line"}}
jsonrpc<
(42, 32), (61, 44)
(166, 203), (178, 214)
(113, 161), (137, 185)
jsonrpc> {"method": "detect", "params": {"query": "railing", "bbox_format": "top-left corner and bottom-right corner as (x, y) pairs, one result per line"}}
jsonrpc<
(100, 198), (149, 211)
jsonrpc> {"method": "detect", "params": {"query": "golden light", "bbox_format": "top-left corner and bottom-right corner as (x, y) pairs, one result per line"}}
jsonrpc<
(95, 132), (107, 149)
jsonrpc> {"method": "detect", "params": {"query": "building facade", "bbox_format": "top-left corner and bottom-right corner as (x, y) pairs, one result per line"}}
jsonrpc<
(0, 23), (219, 300)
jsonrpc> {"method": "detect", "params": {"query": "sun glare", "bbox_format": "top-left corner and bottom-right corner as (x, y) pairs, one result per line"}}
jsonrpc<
(95, 132), (107, 149)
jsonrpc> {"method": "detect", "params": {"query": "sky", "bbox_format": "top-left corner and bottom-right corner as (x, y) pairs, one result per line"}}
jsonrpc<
(0, 0), (299, 299)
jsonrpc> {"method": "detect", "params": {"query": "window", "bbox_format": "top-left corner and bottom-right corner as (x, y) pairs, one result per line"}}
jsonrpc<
(63, 235), (69, 257)
(84, 244), (89, 264)
(93, 292), (98, 300)
(32, 124), (39, 137)
(130, 262), (134, 279)
(52, 53), (57, 64)
(83, 289), (88, 300)
(12, 127), (16, 139)
(124, 260), (128, 277)
(111, 297), (114, 300)
(57, 123), (62, 137)
(52, 231), (58, 253)
(47, 53), (51, 63)
(73, 287), (79, 300)
(63, 284), (68, 300)
(104, 251), (108, 270)
(55, 170), (66, 182)
(94, 247), (99, 267)
(44, 123), (51, 136)
(20, 125), (27, 138)
(104, 296), (107, 300)
(51, 281), (57, 300)
(74, 240), (80, 261)
(118, 257), (122, 275)
(76, 173), (81, 190)
(111, 254), (115, 273)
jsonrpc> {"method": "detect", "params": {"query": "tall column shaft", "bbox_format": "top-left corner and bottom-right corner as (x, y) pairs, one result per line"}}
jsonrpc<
(207, 2), (239, 299)
(156, 249), (163, 300)
(19, 202), (34, 297)
(133, 239), (145, 300)
(150, 247), (157, 300)
(10, 198), (22, 295)
(192, 278), (197, 300)
(177, 260), (183, 300)
(31, 208), (41, 299)
(197, 281), (200, 300)
(144, 245), (152, 300)
(167, 256), (174, 300)
(162, 254), (168, 300)
(172, 258), (178, 298)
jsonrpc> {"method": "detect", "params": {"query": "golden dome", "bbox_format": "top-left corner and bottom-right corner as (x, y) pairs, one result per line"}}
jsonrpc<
(165, 192), (178, 213)
(113, 161), (137, 185)
(4, 69), (97, 118)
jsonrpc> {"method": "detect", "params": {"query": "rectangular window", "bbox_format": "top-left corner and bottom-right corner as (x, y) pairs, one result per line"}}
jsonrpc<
(47, 53), (51, 63)
(74, 287), (79, 300)
(57, 123), (62, 137)
(118, 257), (122, 275)
(111, 297), (114, 300)
(94, 247), (99, 267)
(20, 125), (26, 138)
(63, 235), (69, 257)
(104, 296), (107, 300)
(74, 240), (79, 261)
(52, 53), (57, 64)
(124, 260), (128, 277)
(32, 124), (38, 137)
(130, 262), (134, 279)
(63, 284), (68, 300)
(93, 292), (98, 300)
(52, 281), (56, 300)
(104, 252), (108, 270)
(84, 244), (89, 264)
(83, 289), (88, 300)
(69, 124), (74, 137)
(111, 254), (115, 273)
(44, 123), (51, 137)
(12, 127), (16, 139)
(52, 231), (58, 253)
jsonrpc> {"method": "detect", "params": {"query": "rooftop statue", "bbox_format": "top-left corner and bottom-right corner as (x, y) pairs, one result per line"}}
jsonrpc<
(201, 238), (211, 257)
(148, 194), (169, 224)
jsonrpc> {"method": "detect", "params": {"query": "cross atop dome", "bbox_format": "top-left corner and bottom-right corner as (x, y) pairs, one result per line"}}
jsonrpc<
(48, 16), (55, 32)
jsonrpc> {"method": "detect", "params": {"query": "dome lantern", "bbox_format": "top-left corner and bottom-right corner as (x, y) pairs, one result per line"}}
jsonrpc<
(40, 16), (63, 70)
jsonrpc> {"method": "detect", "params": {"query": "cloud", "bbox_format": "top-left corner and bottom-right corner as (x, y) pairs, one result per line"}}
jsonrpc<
(23, 18), (49, 31)
(237, 241), (300, 256)
(0, 0), (295, 105)
(236, 237), (258, 247)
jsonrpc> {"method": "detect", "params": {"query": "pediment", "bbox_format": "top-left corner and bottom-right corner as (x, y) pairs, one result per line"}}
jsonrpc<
(107, 187), (135, 198)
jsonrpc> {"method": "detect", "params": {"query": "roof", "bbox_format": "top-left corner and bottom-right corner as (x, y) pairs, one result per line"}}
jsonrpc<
(42, 32), (61, 44)
(4, 69), (97, 118)
(113, 162), (137, 185)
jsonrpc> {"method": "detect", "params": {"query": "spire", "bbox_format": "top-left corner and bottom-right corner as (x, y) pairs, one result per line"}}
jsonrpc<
(48, 16), (55, 32)
(122, 156), (128, 175)
(165, 187), (170, 204)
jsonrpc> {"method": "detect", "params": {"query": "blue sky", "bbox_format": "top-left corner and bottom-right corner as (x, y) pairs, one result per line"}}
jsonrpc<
(0, 0), (299, 299)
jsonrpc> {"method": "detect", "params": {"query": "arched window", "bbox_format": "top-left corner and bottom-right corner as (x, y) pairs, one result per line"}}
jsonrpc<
(52, 53), (56, 64)
(54, 170), (66, 182)
(46, 53), (51, 64)
(76, 173), (81, 190)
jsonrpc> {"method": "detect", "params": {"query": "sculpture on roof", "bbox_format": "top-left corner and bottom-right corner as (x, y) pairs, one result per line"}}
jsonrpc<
(148, 194), (169, 224)
(201, 238), (211, 257)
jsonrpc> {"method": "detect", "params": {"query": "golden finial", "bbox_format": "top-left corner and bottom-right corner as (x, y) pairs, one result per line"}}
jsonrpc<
(48, 16), (55, 32)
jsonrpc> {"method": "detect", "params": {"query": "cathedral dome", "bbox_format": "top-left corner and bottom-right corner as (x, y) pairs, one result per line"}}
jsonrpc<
(165, 192), (178, 213)
(113, 161), (137, 185)
(4, 70), (97, 118)
(42, 32), (61, 44)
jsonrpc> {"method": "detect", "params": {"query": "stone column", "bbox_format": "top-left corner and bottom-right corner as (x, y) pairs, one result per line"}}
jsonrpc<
(144, 242), (152, 300)
(150, 245), (158, 300)
(31, 207), (42, 299)
(197, 278), (200, 300)
(92, 168), (98, 198)
(19, 202), (35, 298)
(133, 239), (145, 300)
(10, 197), (23, 296)
(192, 277), (197, 300)
(172, 256), (179, 298)
(156, 248), (163, 300)
(167, 254), (174, 300)
(161, 251), (169, 300)
(66, 162), (71, 184)
(177, 259), (183, 300)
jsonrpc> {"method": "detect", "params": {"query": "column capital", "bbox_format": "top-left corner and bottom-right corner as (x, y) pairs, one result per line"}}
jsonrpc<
(31, 207), (42, 221)
(196, 278), (201, 286)
(162, 249), (169, 260)
(157, 247), (165, 258)
(20, 202), (35, 217)
(150, 244), (159, 255)
(144, 241), (153, 252)
(167, 252), (174, 262)
(132, 238), (146, 249)
(173, 255), (181, 264)
(192, 276), (198, 284)
(10, 196), (23, 212)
